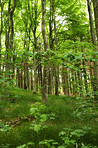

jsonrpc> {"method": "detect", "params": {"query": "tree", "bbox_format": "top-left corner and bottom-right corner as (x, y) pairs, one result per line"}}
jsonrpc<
(92, 0), (98, 100)
(93, 0), (98, 38)
(87, 0), (96, 45)
(41, 0), (49, 102)
(50, 0), (59, 95)
(0, 0), (3, 75)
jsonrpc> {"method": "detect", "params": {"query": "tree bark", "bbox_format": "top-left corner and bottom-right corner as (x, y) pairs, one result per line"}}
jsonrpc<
(28, 0), (38, 92)
(93, 0), (98, 100)
(50, 0), (59, 95)
(87, 0), (98, 99)
(62, 67), (68, 95)
(41, 0), (49, 102)
(9, 0), (16, 78)
(87, 0), (96, 45)
(93, 0), (98, 39)
(0, 0), (3, 75)
(48, 3), (54, 94)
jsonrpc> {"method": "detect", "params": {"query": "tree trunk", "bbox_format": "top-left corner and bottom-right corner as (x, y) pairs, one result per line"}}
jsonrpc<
(24, 62), (27, 89)
(33, 34), (38, 93)
(50, 0), (59, 95)
(0, 1), (3, 75)
(28, 0), (39, 92)
(5, 10), (10, 76)
(20, 62), (23, 88)
(33, 0), (38, 92)
(41, 0), (49, 103)
(82, 58), (88, 95)
(93, 0), (98, 100)
(38, 59), (43, 91)
(87, 0), (96, 45)
(9, 0), (16, 77)
(77, 70), (83, 97)
(93, 0), (98, 38)
(87, 0), (98, 99)
(31, 68), (33, 90)
(62, 67), (67, 95)
(48, 3), (54, 94)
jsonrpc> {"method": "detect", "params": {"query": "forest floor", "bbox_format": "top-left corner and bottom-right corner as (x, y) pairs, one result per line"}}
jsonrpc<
(0, 88), (98, 148)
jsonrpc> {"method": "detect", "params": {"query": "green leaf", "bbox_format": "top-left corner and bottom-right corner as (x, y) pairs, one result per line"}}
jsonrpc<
(16, 144), (27, 148)
(59, 131), (66, 136)
(58, 146), (66, 148)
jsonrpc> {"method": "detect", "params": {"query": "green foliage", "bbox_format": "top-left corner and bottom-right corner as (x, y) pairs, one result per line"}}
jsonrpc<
(30, 102), (56, 133)
(0, 91), (98, 148)
(30, 102), (47, 132)
(16, 142), (35, 148)
(0, 121), (11, 132)
(0, 144), (10, 148)
(72, 98), (95, 120)
(39, 139), (58, 148)
(0, 75), (17, 103)
(58, 127), (97, 148)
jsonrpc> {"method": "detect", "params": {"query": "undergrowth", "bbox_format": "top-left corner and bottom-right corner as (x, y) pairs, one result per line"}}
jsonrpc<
(0, 88), (98, 148)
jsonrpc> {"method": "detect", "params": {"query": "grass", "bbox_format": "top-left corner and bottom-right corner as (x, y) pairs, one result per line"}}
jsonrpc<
(0, 88), (98, 148)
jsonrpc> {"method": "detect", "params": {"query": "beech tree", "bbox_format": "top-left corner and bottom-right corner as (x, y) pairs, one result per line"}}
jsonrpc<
(41, 0), (49, 102)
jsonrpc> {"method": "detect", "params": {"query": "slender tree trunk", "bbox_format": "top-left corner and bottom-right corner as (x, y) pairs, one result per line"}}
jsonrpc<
(72, 71), (75, 96)
(26, 30), (30, 90)
(89, 60), (94, 90)
(48, 4), (54, 94)
(0, 1), (3, 75)
(93, 0), (98, 38)
(93, 0), (98, 100)
(5, 11), (10, 76)
(69, 72), (72, 95)
(82, 58), (88, 95)
(31, 68), (33, 90)
(87, 0), (98, 99)
(66, 68), (69, 95)
(48, 70), (51, 94)
(20, 62), (23, 88)
(9, 0), (16, 78)
(29, 0), (38, 92)
(23, 24), (31, 90)
(17, 68), (21, 88)
(4, 0), (16, 77)
(38, 59), (43, 90)
(33, 34), (38, 92)
(77, 70), (83, 97)
(24, 62), (27, 89)
(41, 0), (49, 102)
(87, 0), (96, 45)
(74, 72), (78, 96)
(50, 0), (59, 95)
(62, 67), (67, 95)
